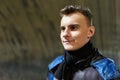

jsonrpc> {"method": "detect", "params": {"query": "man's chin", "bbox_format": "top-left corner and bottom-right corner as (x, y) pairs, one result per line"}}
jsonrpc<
(64, 47), (76, 51)
(64, 46), (81, 51)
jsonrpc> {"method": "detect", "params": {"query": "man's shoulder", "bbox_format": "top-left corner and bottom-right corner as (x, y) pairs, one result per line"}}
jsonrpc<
(92, 57), (120, 79)
(48, 55), (64, 71)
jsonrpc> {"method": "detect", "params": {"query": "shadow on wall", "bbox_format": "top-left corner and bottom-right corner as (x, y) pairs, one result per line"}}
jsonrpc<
(0, 56), (52, 80)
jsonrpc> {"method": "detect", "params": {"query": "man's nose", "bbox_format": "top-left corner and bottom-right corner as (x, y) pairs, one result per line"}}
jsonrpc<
(63, 28), (70, 37)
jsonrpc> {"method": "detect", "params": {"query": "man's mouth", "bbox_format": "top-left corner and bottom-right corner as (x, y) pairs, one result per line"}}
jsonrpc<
(63, 40), (74, 44)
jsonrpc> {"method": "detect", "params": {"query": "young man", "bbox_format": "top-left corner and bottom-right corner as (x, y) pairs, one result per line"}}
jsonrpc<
(47, 5), (120, 80)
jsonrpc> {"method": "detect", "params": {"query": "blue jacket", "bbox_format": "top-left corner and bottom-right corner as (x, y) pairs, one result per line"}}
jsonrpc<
(47, 55), (120, 80)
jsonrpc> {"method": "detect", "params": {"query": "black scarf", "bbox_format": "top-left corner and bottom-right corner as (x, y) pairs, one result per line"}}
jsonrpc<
(54, 41), (99, 80)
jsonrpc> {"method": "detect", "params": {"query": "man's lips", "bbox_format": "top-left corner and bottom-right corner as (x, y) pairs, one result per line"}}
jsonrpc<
(63, 40), (74, 43)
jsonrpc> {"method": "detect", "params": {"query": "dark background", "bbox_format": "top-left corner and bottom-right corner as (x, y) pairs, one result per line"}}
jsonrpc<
(0, 0), (120, 80)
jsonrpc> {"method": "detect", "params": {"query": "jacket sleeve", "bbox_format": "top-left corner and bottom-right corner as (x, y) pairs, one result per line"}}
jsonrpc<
(47, 71), (54, 80)
(92, 58), (120, 80)
(47, 55), (64, 80)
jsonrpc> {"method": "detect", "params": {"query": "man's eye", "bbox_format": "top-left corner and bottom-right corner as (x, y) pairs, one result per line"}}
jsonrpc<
(60, 26), (65, 31)
(70, 26), (78, 31)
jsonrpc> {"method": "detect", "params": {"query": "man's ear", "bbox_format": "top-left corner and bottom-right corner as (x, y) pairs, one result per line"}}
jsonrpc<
(87, 26), (95, 38)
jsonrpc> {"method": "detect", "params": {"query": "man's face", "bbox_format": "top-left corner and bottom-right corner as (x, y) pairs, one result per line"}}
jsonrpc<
(60, 12), (95, 51)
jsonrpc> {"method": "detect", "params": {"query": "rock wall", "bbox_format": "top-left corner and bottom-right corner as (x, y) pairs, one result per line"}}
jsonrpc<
(0, 0), (120, 80)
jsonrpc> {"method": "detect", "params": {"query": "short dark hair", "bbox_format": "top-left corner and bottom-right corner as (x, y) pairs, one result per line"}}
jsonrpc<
(60, 5), (93, 26)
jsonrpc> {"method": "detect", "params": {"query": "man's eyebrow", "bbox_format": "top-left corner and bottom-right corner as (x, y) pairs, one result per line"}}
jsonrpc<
(60, 24), (80, 27)
(69, 24), (80, 26)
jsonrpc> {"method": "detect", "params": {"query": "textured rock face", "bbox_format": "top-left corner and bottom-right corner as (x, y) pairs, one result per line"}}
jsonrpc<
(0, 0), (63, 61)
(0, 0), (120, 80)
(0, 0), (66, 80)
